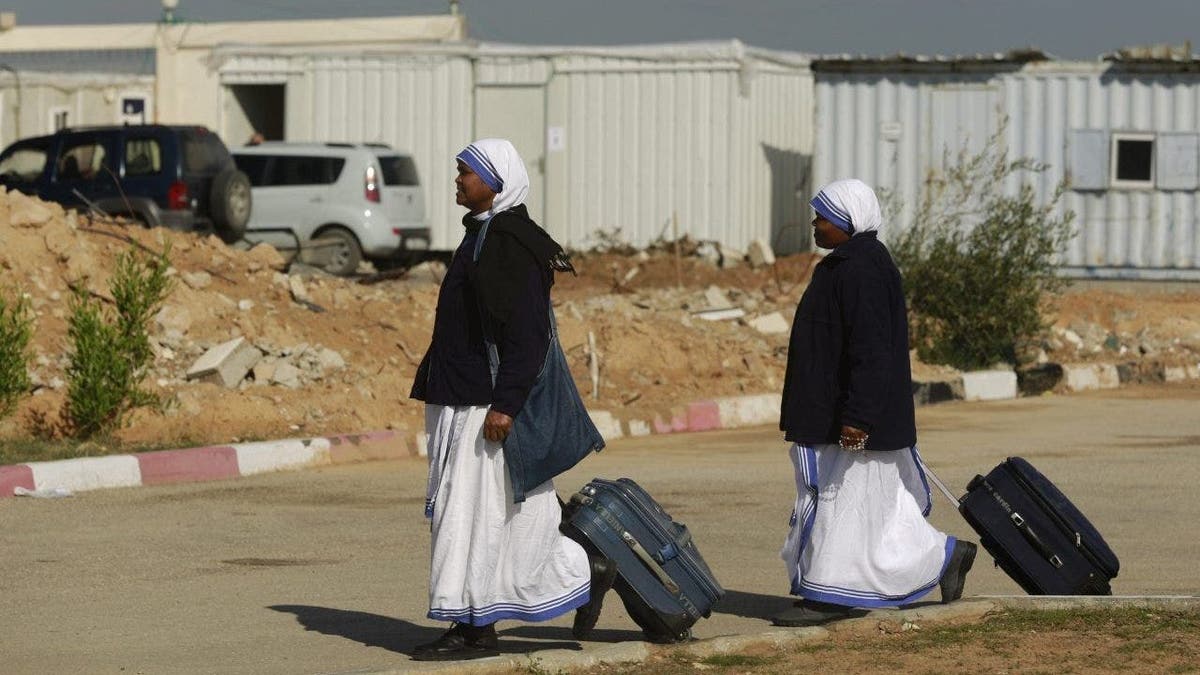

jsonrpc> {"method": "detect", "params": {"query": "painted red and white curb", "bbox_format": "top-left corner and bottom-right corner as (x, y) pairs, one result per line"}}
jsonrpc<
(5, 361), (1198, 499)
(1, 431), (415, 499)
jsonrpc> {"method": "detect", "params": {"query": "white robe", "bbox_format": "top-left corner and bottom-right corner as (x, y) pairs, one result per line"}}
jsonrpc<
(781, 443), (953, 607)
(424, 404), (591, 625)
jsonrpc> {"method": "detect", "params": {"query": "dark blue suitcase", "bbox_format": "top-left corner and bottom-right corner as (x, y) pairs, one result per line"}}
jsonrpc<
(562, 477), (724, 642)
(958, 457), (1119, 595)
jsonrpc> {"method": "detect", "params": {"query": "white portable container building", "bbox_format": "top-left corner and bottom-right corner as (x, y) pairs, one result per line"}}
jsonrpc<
(214, 40), (815, 252)
(812, 51), (1200, 280)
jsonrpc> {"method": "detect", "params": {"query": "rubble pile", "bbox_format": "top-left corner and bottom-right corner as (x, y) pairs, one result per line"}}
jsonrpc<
(1, 186), (1198, 449)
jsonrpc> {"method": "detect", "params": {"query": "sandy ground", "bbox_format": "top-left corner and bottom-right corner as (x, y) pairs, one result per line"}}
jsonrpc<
(2, 186), (1199, 450)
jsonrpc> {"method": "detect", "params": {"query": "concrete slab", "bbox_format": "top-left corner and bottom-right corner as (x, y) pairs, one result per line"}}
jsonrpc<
(961, 370), (1018, 401)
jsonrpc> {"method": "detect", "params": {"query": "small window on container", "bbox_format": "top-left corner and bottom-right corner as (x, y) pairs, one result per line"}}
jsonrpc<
(1110, 133), (1154, 189)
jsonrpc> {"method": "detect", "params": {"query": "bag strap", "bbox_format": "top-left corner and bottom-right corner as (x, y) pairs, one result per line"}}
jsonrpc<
(470, 213), (557, 386)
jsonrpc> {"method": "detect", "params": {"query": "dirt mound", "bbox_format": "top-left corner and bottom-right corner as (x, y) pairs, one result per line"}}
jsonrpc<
(1, 187), (1198, 449)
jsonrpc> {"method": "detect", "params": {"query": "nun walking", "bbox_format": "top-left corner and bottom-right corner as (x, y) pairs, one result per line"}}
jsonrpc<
(409, 139), (613, 660)
(775, 178), (977, 627)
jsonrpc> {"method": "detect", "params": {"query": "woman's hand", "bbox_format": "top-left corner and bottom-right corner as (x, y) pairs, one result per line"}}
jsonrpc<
(484, 409), (513, 443)
(838, 425), (869, 452)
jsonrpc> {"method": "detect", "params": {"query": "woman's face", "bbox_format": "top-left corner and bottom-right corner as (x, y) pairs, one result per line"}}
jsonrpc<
(455, 160), (496, 214)
(812, 215), (850, 249)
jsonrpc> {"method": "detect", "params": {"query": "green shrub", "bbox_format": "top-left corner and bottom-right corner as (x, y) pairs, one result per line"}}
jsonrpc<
(66, 245), (173, 437)
(0, 288), (34, 417)
(891, 123), (1075, 371)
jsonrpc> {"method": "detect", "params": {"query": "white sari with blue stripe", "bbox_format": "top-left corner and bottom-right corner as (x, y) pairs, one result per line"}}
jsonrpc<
(780, 443), (954, 608)
(424, 404), (591, 626)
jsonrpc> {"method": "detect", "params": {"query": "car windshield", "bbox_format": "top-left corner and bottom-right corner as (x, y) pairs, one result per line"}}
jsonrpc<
(377, 155), (419, 186)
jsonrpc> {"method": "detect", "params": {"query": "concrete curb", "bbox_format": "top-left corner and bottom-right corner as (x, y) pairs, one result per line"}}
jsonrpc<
(372, 597), (1200, 673)
(6, 359), (1200, 499)
(1, 430), (416, 499)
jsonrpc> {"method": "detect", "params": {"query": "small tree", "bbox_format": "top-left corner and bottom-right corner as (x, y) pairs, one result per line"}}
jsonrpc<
(891, 121), (1075, 371)
(0, 288), (34, 417)
(66, 244), (173, 437)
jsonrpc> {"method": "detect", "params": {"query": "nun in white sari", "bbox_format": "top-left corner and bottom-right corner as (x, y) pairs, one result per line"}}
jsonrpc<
(409, 139), (600, 660)
(775, 179), (977, 627)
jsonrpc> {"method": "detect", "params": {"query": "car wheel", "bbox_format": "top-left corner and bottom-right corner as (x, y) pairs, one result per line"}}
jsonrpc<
(209, 168), (252, 243)
(315, 227), (363, 276)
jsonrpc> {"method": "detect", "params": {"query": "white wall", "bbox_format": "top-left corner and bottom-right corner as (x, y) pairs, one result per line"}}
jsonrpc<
(813, 61), (1200, 279)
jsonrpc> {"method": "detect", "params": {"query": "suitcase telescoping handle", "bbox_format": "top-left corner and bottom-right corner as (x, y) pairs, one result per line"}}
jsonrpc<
(571, 493), (683, 596)
(922, 462), (962, 508)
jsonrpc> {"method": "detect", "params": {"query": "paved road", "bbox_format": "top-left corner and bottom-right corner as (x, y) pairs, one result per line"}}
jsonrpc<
(2, 384), (1199, 674)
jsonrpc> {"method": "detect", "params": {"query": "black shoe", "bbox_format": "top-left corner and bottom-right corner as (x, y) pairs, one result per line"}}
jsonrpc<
(410, 623), (499, 661)
(940, 540), (978, 603)
(572, 556), (618, 640)
(771, 599), (866, 627)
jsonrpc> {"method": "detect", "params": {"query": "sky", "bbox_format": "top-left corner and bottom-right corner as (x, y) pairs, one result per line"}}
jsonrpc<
(1, 1), (1198, 61)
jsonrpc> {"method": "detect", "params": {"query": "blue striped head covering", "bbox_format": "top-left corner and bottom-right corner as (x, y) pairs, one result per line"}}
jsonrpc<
(456, 142), (503, 193)
(455, 138), (530, 218)
(810, 178), (882, 236)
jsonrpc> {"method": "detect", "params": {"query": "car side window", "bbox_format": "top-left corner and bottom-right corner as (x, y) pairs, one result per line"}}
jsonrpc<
(56, 141), (107, 182)
(378, 155), (419, 186)
(267, 156), (344, 186)
(233, 155), (271, 186)
(124, 138), (162, 177)
(0, 145), (49, 183)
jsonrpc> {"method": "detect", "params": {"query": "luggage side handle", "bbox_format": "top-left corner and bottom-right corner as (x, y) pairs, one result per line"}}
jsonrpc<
(1009, 511), (1065, 569)
(975, 478), (1066, 570)
(652, 523), (693, 565)
(621, 531), (683, 596)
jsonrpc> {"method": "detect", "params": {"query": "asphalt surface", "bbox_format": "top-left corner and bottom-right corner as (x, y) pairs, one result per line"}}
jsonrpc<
(2, 383), (1199, 674)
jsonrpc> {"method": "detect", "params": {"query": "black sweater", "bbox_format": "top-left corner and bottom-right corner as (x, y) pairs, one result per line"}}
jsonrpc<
(779, 232), (917, 451)
(410, 207), (554, 418)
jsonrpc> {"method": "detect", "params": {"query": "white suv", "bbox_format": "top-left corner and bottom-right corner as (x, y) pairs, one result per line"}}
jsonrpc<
(233, 142), (428, 275)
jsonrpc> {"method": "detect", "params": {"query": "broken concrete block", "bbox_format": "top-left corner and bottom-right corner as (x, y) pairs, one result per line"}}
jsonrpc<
(747, 238), (776, 268)
(317, 348), (345, 371)
(703, 285), (733, 310)
(181, 271), (212, 290)
(695, 307), (745, 321)
(186, 336), (262, 388)
(748, 312), (790, 334)
(961, 369), (1017, 401)
(270, 361), (302, 389)
(252, 359), (277, 384)
(288, 275), (310, 303)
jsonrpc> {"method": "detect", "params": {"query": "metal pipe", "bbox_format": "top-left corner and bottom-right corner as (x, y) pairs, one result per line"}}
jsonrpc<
(0, 63), (21, 139)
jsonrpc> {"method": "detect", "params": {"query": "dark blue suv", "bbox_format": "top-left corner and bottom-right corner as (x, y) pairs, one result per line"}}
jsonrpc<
(0, 125), (251, 242)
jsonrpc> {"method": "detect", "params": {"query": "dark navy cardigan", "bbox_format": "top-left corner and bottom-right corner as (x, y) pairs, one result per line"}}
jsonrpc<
(779, 232), (917, 451)
(409, 213), (550, 418)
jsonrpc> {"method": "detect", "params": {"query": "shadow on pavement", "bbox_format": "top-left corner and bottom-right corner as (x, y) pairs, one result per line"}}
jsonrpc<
(502, 624), (646, 645)
(712, 589), (795, 622)
(269, 605), (441, 653)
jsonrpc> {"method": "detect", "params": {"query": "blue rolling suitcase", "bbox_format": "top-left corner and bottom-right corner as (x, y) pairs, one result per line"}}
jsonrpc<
(562, 477), (725, 642)
(933, 457), (1119, 595)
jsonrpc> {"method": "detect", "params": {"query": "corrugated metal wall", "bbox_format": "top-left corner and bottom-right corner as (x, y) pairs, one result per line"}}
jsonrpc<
(276, 53), (475, 249)
(540, 55), (812, 252)
(814, 63), (1200, 279)
(224, 45), (813, 253)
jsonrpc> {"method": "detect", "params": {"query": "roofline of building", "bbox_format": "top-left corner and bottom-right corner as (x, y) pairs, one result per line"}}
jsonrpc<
(0, 14), (465, 52)
(208, 38), (813, 70)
